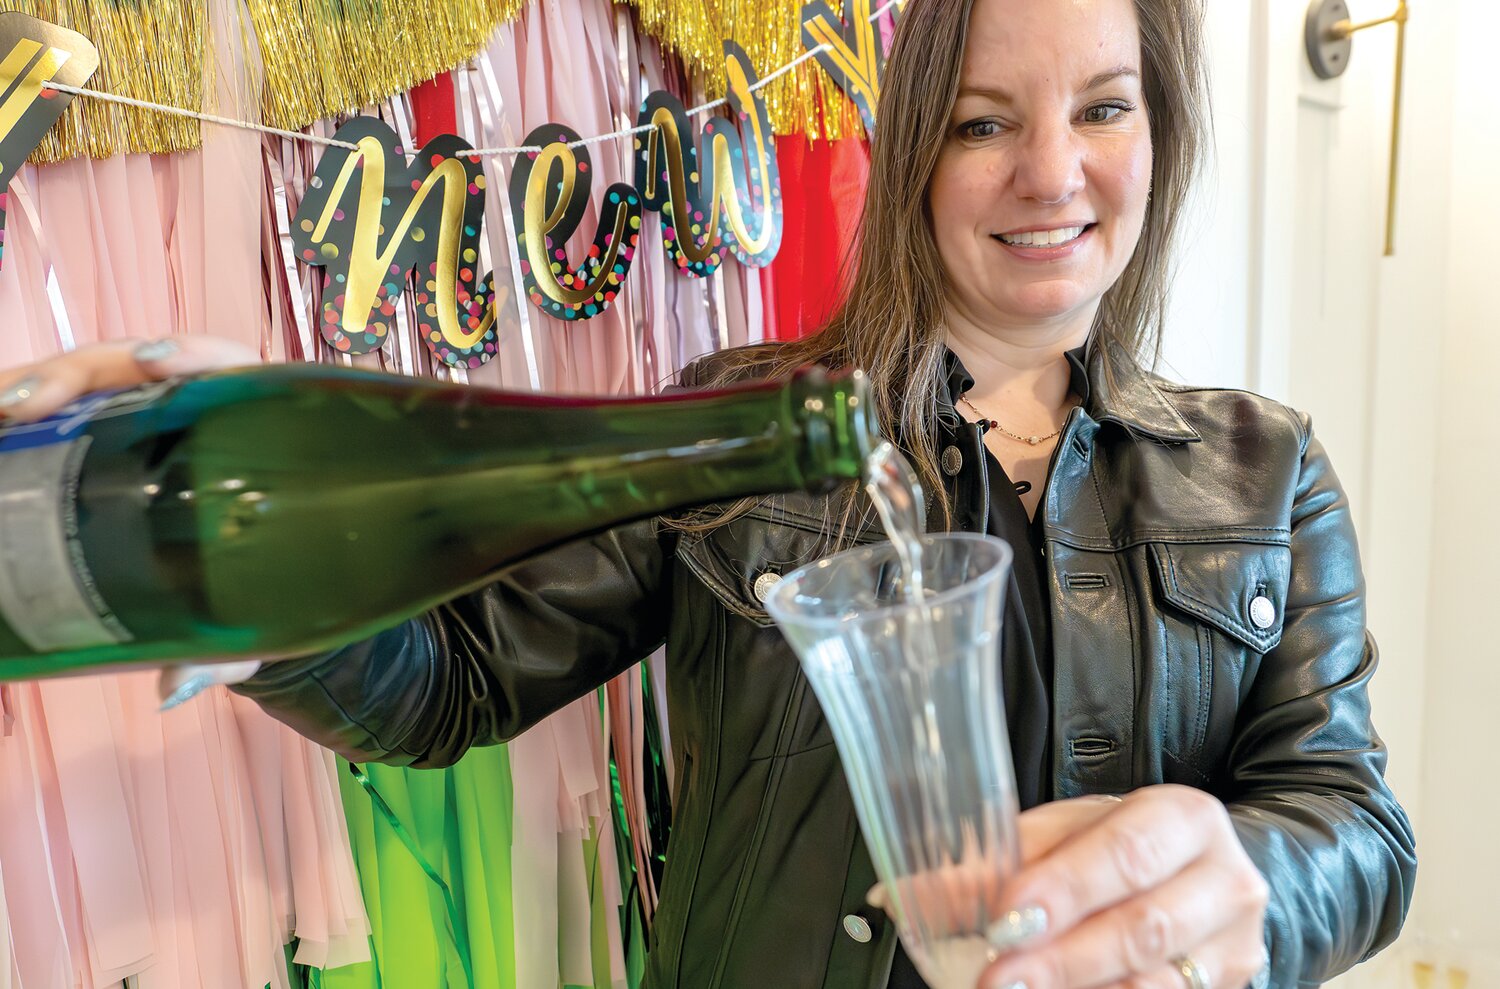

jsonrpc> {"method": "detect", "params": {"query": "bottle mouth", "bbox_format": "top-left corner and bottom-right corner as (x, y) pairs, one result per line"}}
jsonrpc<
(788, 365), (881, 488)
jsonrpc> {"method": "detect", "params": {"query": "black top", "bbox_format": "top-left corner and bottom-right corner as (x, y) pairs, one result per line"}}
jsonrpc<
(886, 351), (1085, 988)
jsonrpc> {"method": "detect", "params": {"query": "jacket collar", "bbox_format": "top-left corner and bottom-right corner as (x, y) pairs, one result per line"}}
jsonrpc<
(939, 338), (1200, 445)
(1080, 338), (1200, 443)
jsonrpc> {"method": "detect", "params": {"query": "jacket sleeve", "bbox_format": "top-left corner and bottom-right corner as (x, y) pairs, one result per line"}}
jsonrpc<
(227, 357), (746, 767)
(230, 517), (673, 768)
(1225, 418), (1416, 986)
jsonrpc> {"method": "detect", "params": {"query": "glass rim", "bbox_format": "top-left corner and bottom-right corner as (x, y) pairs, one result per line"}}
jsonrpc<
(763, 532), (1014, 629)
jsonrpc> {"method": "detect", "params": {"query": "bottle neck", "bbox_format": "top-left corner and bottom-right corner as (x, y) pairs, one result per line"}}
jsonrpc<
(783, 366), (878, 492)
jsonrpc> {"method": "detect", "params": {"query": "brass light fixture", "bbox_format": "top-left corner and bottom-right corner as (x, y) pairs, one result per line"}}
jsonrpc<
(1304, 0), (1410, 256)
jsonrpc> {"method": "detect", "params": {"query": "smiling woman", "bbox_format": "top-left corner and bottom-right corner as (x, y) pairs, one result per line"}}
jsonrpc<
(931, 0), (1153, 342)
(687, 0), (1209, 526)
(0, 1), (1414, 988)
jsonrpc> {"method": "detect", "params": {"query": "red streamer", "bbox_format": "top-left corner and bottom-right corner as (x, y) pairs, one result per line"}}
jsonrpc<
(762, 136), (870, 341)
(409, 72), (458, 148)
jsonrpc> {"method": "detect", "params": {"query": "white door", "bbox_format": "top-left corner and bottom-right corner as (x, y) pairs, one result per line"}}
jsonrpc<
(1163, 3), (1455, 984)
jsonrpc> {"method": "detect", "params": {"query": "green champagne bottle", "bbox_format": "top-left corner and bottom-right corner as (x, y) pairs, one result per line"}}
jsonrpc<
(0, 363), (877, 681)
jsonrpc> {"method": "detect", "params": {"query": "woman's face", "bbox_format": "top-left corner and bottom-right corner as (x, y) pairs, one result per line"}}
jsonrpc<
(927, 0), (1153, 337)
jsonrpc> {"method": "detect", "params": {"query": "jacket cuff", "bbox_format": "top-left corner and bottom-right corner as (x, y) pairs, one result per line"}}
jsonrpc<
(229, 619), (437, 765)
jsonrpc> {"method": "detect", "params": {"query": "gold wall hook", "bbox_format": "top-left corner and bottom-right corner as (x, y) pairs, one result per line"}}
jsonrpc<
(1304, 0), (1410, 256)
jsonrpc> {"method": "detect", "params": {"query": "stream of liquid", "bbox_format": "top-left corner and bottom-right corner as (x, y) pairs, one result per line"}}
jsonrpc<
(863, 440), (927, 605)
(861, 442), (1002, 989)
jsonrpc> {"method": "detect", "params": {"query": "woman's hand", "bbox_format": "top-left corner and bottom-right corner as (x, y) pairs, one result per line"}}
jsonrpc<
(0, 337), (269, 708)
(979, 786), (1269, 989)
(0, 336), (261, 419)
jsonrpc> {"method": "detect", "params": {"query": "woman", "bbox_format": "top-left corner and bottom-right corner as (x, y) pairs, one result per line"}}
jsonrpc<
(0, 0), (1413, 987)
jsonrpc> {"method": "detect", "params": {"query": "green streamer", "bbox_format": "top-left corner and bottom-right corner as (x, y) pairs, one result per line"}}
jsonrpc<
(347, 762), (476, 989)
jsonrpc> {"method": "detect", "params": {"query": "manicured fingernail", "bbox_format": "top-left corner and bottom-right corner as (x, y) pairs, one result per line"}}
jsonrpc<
(986, 905), (1049, 952)
(0, 375), (42, 409)
(159, 674), (211, 711)
(133, 339), (181, 362)
(989, 981), (1028, 989)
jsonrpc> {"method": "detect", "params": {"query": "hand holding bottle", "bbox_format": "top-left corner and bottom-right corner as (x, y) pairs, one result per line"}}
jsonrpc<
(0, 336), (260, 419)
(0, 338), (878, 705)
(0, 337), (267, 706)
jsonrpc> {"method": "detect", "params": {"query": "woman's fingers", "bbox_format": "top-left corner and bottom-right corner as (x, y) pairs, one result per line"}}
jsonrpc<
(868, 798), (1123, 924)
(131, 335), (261, 375)
(866, 797), (1125, 940)
(974, 786), (1270, 989)
(0, 336), (260, 421)
(979, 856), (1267, 989)
(0, 340), (138, 419)
(995, 787), (1229, 947)
(1016, 795), (1125, 864)
(158, 661), (265, 711)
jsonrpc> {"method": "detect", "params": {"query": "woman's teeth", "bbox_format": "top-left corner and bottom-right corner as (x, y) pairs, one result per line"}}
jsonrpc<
(997, 225), (1087, 247)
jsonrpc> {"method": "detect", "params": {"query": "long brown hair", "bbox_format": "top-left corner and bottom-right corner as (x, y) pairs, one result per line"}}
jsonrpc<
(690, 0), (1209, 529)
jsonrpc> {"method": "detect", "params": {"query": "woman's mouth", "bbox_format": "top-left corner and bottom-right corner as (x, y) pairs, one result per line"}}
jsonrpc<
(992, 223), (1096, 251)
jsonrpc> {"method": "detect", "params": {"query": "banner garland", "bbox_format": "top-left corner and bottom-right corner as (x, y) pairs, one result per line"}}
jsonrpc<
(633, 42), (783, 278)
(801, 0), (901, 139)
(291, 40), (782, 361)
(510, 124), (644, 326)
(2, 3), (899, 359)
(291, 115), (505, 365)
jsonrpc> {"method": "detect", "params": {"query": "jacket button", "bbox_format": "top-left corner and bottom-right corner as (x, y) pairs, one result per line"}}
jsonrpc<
(842, 914), (873, 943)
(753, 572), (782, 603)
(1249, 595), (1276, 630)
(941, 445), (964, 476)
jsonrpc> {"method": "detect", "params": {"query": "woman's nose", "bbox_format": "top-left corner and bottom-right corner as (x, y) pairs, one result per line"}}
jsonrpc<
(1011, 123), (1086, 206)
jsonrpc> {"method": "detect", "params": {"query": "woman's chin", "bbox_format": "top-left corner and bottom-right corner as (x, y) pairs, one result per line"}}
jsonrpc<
(999, 293), (1098, 328)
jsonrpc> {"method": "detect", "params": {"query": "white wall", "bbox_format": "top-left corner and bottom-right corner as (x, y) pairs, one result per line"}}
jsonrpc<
(1407, 0), (1500, 979)
(1169, 0), (1441, 831)
(1164, 1), (1495, 985)
(1158, 2), (1253, 388)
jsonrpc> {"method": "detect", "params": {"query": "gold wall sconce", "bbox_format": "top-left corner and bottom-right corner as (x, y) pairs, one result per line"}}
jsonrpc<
(1304, 0), (1410, 256)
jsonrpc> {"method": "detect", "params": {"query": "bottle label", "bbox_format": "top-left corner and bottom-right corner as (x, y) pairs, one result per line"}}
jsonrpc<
(0, 384), (171, 651)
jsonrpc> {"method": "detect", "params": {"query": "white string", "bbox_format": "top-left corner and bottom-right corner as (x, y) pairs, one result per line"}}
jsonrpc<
(460, 42), (837, 153)
(43, 81), (361, 149)
(40, 0), (899, 157)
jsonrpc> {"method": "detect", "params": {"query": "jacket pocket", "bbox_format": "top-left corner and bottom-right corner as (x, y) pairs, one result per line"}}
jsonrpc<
(1148, 540), (1291, 652)
(1146, 540), (1292, 776)
(676, 496), (882, 628)
(676, 527), (779, 628)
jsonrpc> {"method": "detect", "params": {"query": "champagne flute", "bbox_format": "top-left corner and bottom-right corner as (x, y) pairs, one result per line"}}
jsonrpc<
(766, 531), (1019, 989)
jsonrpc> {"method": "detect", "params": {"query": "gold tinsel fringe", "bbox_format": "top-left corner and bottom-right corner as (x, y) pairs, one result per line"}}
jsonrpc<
(244, 0), (531, 141)
(1, 0), (206, 163)
(4, 0), (528, 164)
(621, 0), (864, 140)
(4, 0), (861, 166)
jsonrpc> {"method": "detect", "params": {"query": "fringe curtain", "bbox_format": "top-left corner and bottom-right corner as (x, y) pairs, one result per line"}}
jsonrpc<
(3, 0), (866, 168)
(0, 0), (871, 983)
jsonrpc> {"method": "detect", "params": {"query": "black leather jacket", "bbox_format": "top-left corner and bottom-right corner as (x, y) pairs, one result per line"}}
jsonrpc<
(235, 343), (1415, 989)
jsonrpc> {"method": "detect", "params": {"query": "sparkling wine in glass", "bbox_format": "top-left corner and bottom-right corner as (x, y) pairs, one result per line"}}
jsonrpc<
(766, 453), (1019, 989)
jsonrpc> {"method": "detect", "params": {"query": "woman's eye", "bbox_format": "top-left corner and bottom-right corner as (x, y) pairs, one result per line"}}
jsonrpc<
(960, 119), (1002, 139)
(1082, 103), (1129, 124)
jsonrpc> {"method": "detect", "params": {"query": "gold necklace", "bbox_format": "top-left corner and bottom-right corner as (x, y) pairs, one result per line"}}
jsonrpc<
(959, 395), (1065, 446)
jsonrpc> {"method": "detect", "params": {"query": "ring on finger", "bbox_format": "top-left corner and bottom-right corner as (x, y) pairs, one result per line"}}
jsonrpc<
(1172, 954), (1212, 989)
